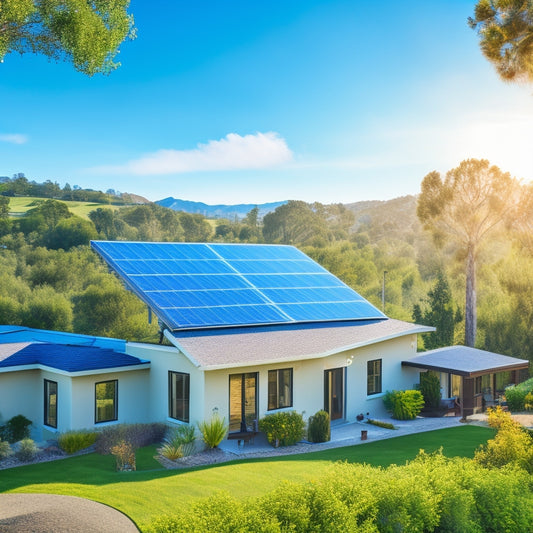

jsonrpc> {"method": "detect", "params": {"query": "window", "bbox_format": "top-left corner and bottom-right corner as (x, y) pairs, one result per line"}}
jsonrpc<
(95, 380), (118, 423)
(475, 376), (483, 395)
(268, 368), (293, 410)
(44, 379), (58, 428)
(367, 359), (382, 395)
(169, 371), (190, 422)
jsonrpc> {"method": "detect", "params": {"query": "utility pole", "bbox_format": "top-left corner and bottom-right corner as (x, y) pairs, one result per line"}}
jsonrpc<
(382, 270), (387, 312)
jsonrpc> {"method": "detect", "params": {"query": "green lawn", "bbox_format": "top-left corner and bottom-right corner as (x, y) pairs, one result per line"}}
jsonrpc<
(0, 426), (493, 531)
(7, 197), (121, 220)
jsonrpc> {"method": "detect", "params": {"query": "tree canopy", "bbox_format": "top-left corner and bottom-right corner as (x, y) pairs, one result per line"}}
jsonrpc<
(0, 0), (136, 75)
(469, 0), (533, 83)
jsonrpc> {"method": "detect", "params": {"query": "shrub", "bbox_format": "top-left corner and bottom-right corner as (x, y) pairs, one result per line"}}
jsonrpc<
(111, 440), (136, 471)
(5, 414), (32, 443)
(57, 430), (98, 454)
(0, 440), (13, 460)
(418, 371), (441, 409)
(307, 410), (330, 443)
(161, 424), (197, 460)
(525, 392), (533, 410)
(259, 411), (305, 447)
(95, 422), (167, 454)
(198, 415), (227, 448)
(367, 419), (397, 430)
(160, 443), (184, 461)
(504, 385), (526, 411)
(383, 390), (425, 420)
(15, 438), (37, 462)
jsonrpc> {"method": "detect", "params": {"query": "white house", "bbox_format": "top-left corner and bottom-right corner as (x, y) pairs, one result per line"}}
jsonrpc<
(0, 242), (528, 441)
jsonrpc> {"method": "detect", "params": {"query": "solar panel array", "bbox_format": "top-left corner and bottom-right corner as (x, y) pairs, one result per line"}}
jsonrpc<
(91, 241), (386, 330)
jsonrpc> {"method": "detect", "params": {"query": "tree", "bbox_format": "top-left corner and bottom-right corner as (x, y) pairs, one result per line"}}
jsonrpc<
(469, 0), (533, 83)
(417, 159), (518, 347)
(0, 0), (136, 76)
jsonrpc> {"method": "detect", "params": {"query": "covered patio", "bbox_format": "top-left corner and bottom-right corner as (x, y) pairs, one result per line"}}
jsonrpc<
(403, 346), (530, 417)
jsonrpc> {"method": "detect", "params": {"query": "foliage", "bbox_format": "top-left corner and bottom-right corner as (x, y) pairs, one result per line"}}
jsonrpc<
(307, 410), (331, 443)
(111, 440), (136, 471)
(504, 378), (533, 411)
(259, 411), (305, 447)
(469, 0), (533, 83)
(0, 0), (136, 75)
(4, 414), (32, 443)
(383, 390), (425, 420)
(0, 439), (13, 459)
(418, 371), (442, 409)
(149, 452), (533, 533)
(95, 423), (166, 455)
(161, 424), (197, 459)
(198, 415), (228, 448)
(418, 159), (520, 347)
(367, 419), (396, 430)
(525, 392), (533, 410)
(57, 430), (98, 454)
(15, 438), (37, 462)
(475, 407), (533, 473)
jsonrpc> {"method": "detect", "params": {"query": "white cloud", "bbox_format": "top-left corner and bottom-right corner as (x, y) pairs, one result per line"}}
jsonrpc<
(0, 134), (28, 145)
(94, 132), (293, 175)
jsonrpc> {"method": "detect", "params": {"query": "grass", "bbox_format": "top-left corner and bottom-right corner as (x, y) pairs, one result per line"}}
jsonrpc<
(6, 197), (122, 220)
(0, 426), (494, 531)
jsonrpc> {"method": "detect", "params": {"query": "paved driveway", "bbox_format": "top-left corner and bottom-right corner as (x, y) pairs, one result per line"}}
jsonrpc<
(0, 494), (139, 532)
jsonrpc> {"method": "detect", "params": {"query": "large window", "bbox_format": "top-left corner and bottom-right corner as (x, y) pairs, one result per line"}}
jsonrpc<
(44, 379), (58, 428)
(268, 368), (293, 410)
(367, 359), (382, 395)
(95, 380), (118, 423)
(169, 371), (190, 423)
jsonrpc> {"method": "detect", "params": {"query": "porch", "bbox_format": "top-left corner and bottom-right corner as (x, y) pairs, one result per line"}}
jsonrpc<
(402, 346), (529, 418)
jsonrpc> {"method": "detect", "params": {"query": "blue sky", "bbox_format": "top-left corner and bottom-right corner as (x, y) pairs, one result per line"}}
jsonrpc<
(1, 1), (532, 204)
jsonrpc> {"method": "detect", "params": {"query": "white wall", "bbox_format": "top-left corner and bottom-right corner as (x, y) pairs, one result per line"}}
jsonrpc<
(127, 342), (205, 427)
(0, 370), (41, 432)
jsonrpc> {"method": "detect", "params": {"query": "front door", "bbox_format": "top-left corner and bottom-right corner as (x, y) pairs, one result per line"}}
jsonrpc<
(229, 372), (258, 432)
(324, 368), (344, 421)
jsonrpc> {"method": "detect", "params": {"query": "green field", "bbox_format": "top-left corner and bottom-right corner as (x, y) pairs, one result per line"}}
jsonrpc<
(6, 197), (121, 220)
(1, 426), (494, 531)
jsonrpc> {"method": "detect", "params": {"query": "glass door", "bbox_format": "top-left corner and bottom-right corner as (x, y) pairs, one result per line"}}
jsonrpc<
(324, 368), (344, 421)
(229, 372), (258, 432)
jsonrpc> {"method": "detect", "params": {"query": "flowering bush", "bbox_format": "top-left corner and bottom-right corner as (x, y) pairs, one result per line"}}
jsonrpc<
(259, 411), (305, 447)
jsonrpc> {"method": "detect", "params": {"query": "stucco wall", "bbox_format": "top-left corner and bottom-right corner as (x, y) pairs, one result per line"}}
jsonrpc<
(0, 370), (40, 429)
(127, 342), (205, 426)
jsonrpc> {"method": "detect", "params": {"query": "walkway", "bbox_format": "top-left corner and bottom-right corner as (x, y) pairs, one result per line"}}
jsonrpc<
(0, 494), (139, 533)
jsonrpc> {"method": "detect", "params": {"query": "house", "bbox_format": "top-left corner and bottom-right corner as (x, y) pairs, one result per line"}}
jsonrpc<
(0, 242), (528, 440)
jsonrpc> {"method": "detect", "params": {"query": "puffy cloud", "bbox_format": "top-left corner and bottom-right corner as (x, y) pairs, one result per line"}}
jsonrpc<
(0, 134), (28, 144)
(95, 132), (293, 175)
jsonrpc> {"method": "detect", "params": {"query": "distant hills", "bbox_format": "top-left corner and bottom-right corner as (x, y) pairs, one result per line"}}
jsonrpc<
(156, 197), (287, 220)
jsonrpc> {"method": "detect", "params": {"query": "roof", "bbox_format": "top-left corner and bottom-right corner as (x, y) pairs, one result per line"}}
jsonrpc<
(91, 241), (386, 331)
(0, 342), (149, 374)
(167, 318), (432, 370)
(402, 346), (529, 377)
(0, 325), (126, 352)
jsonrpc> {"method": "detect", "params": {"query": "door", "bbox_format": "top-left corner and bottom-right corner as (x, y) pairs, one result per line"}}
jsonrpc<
(324, 368), (344, 421)
(229, 372), (258, 432)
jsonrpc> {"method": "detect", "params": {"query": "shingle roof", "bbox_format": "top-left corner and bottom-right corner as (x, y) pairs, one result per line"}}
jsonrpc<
(402, 346), (529, 377)
(168, 318), (432, 370)
(0, 342), (149, 373)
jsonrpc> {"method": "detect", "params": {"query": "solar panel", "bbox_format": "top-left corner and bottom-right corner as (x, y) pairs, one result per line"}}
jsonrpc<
(90, 241), (386, 330)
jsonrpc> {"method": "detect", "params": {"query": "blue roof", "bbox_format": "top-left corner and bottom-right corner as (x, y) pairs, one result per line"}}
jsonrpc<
(0, 326), (126, 352)
(0, 342), (149, 373)
(91, 241), (386, 331)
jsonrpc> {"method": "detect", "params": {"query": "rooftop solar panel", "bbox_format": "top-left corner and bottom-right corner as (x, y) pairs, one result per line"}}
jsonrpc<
(90, 241), (386, 330)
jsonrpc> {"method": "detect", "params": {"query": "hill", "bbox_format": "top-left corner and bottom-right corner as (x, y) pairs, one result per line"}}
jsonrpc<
(156, 197), (287, 220)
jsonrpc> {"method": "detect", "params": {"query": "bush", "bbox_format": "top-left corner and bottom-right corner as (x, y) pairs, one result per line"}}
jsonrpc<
(383, 390), (424, 420)
(0, 439), (13, 460)
(111, 440), (136, 471)
(367, 419), (397, 430)
(57, 430), (98, 454)
(5, 414), (32, 443)
(259, 411), (305, 447)
(15, 438), (37, 462)
(95, 422), (167, 454)
(161, 424), (197, 460)
(307, 410), (330, 443)
(504, 385), (527, 411)
(198, 415), (227, 448)
(418, 371), (441, 409)
(525, 392), (533, 410)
